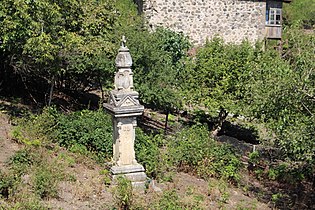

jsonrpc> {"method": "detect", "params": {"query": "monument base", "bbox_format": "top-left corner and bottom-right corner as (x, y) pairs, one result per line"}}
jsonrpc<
(111, 164), (147, 189)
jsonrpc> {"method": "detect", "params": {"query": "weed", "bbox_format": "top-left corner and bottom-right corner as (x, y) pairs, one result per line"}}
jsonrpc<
(57, 153), (76, 167)
(33, 166), (57, 199)
(236, 199), (258, 210)
(254, 169), (264, 180)
(153, 190), (182, 210)
(186, 186), (195, 196)
(169, 125), (241, 183)
(193, 194), (204, 203)
(55, 109), (113, 160)
(113, 176), (133, 210)
(9, 148), (41, 175)
(248, 151), (260, 166)
(272, 193), (283, 205)
(66, 174), (77, 182)
(99, 169), (111, 186)
(0, 171), (16, 199)
(135, 129), (163, 179)
(0, 195), (48, 209)
(32, 161), (64, 199)
(220, 192), (230, 204)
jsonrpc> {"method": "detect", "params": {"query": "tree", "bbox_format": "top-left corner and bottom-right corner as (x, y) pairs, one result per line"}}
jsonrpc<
(125, 27), (191, 131)
(283, 0), (315, 28)
(180, 39), (261, 130)
(0, 0), (118, 103)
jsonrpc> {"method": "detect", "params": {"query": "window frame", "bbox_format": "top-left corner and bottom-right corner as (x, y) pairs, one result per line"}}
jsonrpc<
(268, 7), (282, 25)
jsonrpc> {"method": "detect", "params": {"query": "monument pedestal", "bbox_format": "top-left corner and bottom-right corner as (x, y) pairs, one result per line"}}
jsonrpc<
(111, 164), (147, 188)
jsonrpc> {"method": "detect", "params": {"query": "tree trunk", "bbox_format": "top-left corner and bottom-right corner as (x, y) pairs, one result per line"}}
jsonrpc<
(48, 76), (55, 106)
(98, 74), (105, 101)
(212, 107), (228, 136)
(164, 110), (169, 134)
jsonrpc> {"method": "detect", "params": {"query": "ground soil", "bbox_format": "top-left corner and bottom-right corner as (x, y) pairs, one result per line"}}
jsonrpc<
(0, 113), (20, 169)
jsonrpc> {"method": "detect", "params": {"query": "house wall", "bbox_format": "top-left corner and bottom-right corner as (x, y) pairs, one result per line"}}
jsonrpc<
(142, 0), (267, 45)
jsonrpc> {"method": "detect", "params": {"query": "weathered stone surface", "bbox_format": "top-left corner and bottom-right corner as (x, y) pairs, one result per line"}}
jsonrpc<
(143, 0), (267, 45)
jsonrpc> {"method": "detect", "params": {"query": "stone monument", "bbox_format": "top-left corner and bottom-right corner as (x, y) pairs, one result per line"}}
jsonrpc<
(104, 36), (147, 188)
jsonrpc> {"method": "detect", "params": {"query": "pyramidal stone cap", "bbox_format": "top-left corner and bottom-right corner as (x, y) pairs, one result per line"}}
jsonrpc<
(115, 35), (132, 69)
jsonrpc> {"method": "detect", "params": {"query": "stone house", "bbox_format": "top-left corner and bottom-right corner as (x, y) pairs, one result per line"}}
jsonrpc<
(134, 0), (291, 45)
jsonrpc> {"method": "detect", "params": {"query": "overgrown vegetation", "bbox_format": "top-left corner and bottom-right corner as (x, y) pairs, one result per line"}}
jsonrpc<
(0, 146), (72, 209)
(0, 0), (314, 209)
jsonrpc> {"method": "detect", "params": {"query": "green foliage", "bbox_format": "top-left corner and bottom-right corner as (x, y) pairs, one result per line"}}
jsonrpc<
(182, 39), (261, 116)
(283, 0), (315, 28)
(256, 28), (315, 162)
(0, 197), (48, 210)
(169, 125), (241, 182)
(0, 170), (17, 199)
(8, 148), (41, 175)
(99, 169), (111, 186)
(0, 0), (121, 91)
(10, 106), (59, 146)
(135, 129), (162, 178)
(169, 125), (210, 167)
(126, 27), (191, 113)
(153, 190), (182, 210)
(248, 151), (260, 166)
(267, 162), (312, 184)
(0, 149), (66, 208)
(32, 163), (61, 199)
(113, 176), (133, 210)
(183, 32), (314, 165)
(10, 107), (113, 160)
(54, 109), (113, 159)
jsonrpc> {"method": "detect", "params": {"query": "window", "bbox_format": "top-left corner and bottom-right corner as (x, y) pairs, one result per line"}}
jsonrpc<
(269, 8), (281, 25)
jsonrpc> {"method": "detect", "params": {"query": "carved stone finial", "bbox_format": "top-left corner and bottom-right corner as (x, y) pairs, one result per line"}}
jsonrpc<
(115, 36), (132, 69)
(114, 36), (134, 92)
(121, 35), (126, 47)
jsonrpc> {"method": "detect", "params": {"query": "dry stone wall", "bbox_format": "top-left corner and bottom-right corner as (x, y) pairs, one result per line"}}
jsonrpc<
(143, 0), (266, 45)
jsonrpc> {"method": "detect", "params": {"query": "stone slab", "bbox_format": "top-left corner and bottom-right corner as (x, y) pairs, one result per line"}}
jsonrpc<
(103, 103), (144, 117)
(111, 164), (145, 175)
(112, 172), (147, 182)
(111, 164), (148, 191)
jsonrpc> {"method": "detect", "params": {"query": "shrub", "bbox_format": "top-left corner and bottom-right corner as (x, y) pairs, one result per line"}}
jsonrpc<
(169, 125), (210, 168)
(135, 129), (163, 178)
(8, 148), (41, 175)
(168, 125), (241, 182)
(113, 176), (134, 210)
(0, 171), (16, 199)
(54, 109), (113, 159)
(153, 190), (182, 210)
(32, 161), (64, 199)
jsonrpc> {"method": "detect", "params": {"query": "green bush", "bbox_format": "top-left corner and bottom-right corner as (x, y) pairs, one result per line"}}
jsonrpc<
(113, 176), (134, 210)
(10, 107), (59, 146)
(32, 161), (64, 199)
(9, 148), (41, 175)
(10, 107), (113, 160)
(169, 125), (210, 168)
(169, 125), (241, 182)
(135, 129), (163, 178)
(181, 39), (261, 116)
(53, 109), (113, 160)
(0, 171), (15, 199)
(153, 190), (182, 210)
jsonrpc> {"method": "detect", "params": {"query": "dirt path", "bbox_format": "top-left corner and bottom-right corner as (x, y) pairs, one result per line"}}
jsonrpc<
(0, 113), (20, 169)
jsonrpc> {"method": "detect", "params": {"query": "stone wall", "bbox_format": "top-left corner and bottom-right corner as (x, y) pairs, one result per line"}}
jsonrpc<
(142, 0), (267, 45)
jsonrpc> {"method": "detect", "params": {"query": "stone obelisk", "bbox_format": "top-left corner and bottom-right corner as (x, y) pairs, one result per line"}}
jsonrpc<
(104, 36), (147, 188)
